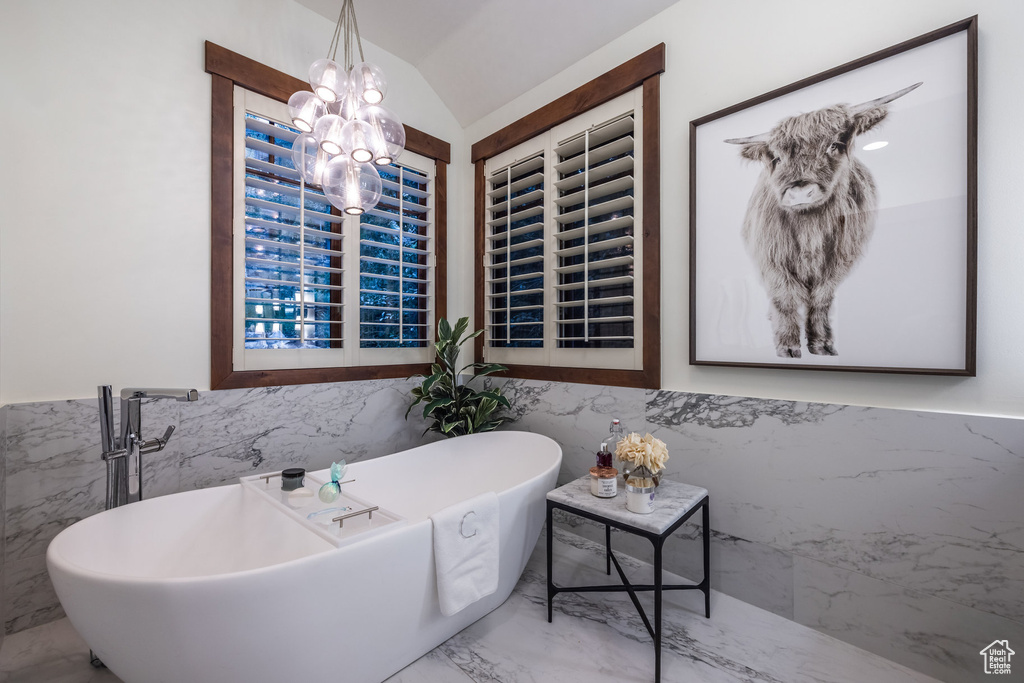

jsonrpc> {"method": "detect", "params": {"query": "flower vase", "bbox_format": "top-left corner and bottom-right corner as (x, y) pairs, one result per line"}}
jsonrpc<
(625, 465), (657, 514)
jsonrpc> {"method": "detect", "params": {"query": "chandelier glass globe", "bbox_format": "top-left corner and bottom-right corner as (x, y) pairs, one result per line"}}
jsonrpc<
(309, 58), (347, 103)
(313, 114), (346, 156)
(356, 104), (405, 165)
(291, 134), (329, 186)
(287, 91), (326, 133)
(349, 61), (387, 104)
(341, 119), (379, 164)
(323, 156), (382, 215)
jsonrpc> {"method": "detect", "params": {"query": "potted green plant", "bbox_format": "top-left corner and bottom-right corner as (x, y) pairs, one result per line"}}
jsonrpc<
(406, 317), (512, 437)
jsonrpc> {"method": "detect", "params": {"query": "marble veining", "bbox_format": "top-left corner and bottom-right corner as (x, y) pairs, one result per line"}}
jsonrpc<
(548, 475), (707, 535)
(651, 392), (1024, 624)
(2, 378), (431, 634)
(492, 378), (1023, 683)
(647, 390), (850, 429)
(487, 377), (647, 486)
(2, 376), (1021, 683)
(0, 529), (939, 683)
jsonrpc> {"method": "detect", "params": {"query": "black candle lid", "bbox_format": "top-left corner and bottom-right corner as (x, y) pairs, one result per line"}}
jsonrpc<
(282, 468), (305, 480)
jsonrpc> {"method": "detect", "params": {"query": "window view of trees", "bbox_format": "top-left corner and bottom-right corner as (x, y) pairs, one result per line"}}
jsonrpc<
(243, 114), (431, 351)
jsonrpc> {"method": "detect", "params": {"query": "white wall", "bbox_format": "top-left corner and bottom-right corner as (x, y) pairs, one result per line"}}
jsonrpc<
(0, 0), (465, 405)
(462, 0), (1024, 418)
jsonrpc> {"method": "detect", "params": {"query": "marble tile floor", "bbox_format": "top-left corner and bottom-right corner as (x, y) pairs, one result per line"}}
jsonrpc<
(0, 528), (940, 683)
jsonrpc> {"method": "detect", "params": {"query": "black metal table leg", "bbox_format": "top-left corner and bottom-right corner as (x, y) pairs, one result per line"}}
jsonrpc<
(654, 538), (663, 683)
(702, 498), (711, 618)
(605, 523), (612, 575)
(544, 486), (711, 683)
(547, 501), (554, 623)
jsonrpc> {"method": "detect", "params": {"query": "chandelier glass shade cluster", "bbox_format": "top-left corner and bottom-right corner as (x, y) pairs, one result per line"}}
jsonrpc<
(287, 0), (405, 215)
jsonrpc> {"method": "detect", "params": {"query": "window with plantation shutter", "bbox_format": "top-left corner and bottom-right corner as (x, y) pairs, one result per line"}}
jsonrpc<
(485, 153), (546, 355)
(472, 46), (662, 388)
(553, 113), (636, 350)
(476, 88), (650, 378)
(359, 164), (432, 349)
(207, 44), (451, 390)
(229, 87), (437, 374)
(242, 112), (345, 351)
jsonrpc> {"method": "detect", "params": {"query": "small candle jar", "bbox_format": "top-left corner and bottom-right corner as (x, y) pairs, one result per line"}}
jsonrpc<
(625, 467), (656, 514)
(590, 466), (618, 498)
(281, 467), (305, 491)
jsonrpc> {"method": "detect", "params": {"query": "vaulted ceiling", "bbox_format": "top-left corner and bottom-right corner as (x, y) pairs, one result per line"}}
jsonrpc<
(295, 0), (680, 127)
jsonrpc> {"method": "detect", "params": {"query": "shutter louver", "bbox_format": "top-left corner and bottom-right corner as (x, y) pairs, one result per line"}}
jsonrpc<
(359, 164), (431, 348)
(243, 114), (344, 349)
(553, 115), (635, 348)
(485, 154), (545, 348)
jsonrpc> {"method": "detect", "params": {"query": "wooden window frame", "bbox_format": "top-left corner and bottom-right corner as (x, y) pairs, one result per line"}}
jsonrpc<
(206, 42), (450, 390)
(471, 44), (664, 389)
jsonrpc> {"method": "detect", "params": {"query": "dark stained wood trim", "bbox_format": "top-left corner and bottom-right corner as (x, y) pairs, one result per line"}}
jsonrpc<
(207, 42), (451, 390)
(214, 364), (434, 391)
(688, 16), (978, 377)
(435, 160), (449, 324)
(408, 128), (451, 165)
(471, 43), (665, 163)
(640, 75), (662, 389)
(210, 73), (235, 391)
(205, 41), (303, 102)
(204, 41), (450, 163)
(473, 161), (486, 363)
(494, 365), (653, 390)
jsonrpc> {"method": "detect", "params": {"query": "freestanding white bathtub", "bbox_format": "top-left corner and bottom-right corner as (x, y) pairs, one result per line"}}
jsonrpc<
(47, 431), (561, 683)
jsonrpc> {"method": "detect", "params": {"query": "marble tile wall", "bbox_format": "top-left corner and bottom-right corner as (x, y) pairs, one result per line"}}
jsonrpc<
(0, 403), (6, 655)
(492, 378), (1024, 683)
(2, 376), (1022, 682)
(1, 378), (432, 634)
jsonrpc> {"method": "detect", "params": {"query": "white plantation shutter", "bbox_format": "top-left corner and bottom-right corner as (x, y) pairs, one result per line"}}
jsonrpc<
(242, 113), (345, 350)
(485, 153), (545, 349)
(478, 89), (644, 372)
(359, 160), (433, 349)
(232, 88), (434, 370)
(552, 113), (636, 349)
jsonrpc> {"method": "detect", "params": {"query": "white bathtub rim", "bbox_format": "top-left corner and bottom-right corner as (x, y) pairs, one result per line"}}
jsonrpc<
(48, 431), (561, 585)
(47, 514), (418, 586)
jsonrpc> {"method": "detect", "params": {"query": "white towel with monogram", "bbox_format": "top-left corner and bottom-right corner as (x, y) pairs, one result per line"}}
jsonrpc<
(431, 492), (500, 616)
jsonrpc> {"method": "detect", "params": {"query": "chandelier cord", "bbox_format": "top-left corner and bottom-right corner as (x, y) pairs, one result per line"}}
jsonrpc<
(327, 0), (345, 61)
(326, 0), (365, 70)
(347, 0), (366, 66)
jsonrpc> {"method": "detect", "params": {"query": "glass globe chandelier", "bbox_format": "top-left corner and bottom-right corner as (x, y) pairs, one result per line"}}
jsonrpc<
(287, 0), (404, 215)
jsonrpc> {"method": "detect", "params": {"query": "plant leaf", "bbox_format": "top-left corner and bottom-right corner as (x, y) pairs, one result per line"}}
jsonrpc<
(423, 397), (455, 419)
(477, 390), (511, 408)
(458, 362), (507, 376)
(421, 373), (442, 394)
(451, 317), (469, 344)
(437, 317), (452, 342)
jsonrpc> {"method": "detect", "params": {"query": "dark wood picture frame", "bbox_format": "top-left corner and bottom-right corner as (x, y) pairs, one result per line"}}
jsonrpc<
(471, 44), (665, 390)
(205, 42), (451, 390)
(689, 17), (977, 376)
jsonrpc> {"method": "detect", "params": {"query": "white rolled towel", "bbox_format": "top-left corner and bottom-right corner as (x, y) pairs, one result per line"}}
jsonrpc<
(431, 491), (500, 616)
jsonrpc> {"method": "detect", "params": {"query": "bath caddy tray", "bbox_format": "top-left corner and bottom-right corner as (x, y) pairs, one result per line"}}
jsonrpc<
(240, 470), (405, 549)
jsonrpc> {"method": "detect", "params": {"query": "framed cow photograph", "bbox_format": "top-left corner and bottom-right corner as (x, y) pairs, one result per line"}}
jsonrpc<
(689, 17), (977, 375)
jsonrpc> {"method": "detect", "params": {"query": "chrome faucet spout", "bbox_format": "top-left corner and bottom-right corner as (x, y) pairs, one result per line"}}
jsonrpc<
(119, 387), (199, 402)
(99, 385), (200, 510)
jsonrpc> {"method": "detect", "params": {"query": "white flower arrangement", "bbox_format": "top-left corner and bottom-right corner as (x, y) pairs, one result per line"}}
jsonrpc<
(614, 432), (669, 475)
